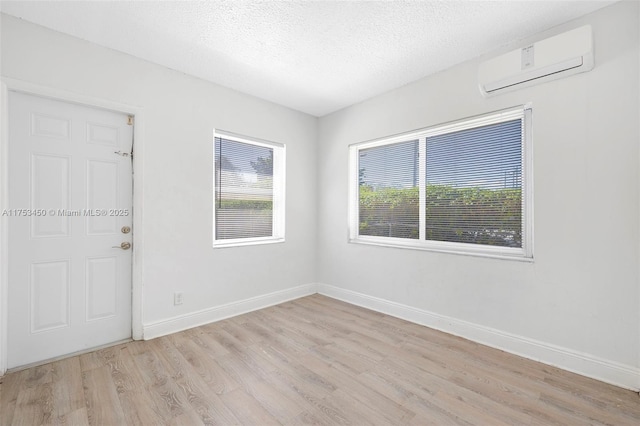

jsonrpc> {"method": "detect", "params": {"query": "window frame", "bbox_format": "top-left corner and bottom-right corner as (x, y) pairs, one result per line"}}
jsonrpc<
(348, 106), (533, 260)
(213, 129), (286, 248)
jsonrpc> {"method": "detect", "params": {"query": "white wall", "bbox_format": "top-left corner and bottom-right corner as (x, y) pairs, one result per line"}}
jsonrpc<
(0, 14), (318, 338)
(317, 1), (639, 389)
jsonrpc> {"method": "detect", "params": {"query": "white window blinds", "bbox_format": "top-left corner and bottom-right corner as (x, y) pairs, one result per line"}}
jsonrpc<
(359, 140), (419, 239)
(214, 132), (284, 246)
(425, 119), (522, 248)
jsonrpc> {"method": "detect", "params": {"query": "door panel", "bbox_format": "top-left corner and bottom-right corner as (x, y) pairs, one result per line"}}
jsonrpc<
(85, 256), (118, 321)
(86, 160), (119, 235)
(30, 260), (70, 333)
(30, 153), (72, 238)
(30, 112), (71, 140)
(8, 91), (133, 368)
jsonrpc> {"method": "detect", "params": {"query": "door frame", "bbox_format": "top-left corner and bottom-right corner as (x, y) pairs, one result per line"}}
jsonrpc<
(0, 78), (145, 375)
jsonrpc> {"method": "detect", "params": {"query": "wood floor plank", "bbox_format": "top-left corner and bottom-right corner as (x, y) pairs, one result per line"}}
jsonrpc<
(542, 372), (640, 415)
(2, 294), (639, 426)
(151, 337), (242, 425)
(219, 388), (278, 425)
(117, 389), (169, 426)
(310, 342), (378, 375)
(201, 326), (245, 354)
(82, 366), (126, 425)
(238, 312), (284, 342)
(242, 377), (307, 424)
(266, 368), (336, 412)
(220, 319), (261, 346)
(43, 407), (89, 426)
(132, 349), (191, 421)
(311, 361), (416, 424)
(1, 366), (28, 425)
(182, 328), (231, 358)
(79, 345), (125, 373)
(12, 382), (54, 425)
(49, 357), (84, 419)
(284, 409), (333, 426)
(215, 351), (269, 395)
(169, 332), (240, 395)
(105, 345), (146, 395)
(252, 313), (328, 353)
(168, 409), (207, 426)
(321, 388), (384, 425)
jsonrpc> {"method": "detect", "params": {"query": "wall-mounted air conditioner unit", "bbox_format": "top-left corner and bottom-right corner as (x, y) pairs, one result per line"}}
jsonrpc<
(478, 25), (593, 96)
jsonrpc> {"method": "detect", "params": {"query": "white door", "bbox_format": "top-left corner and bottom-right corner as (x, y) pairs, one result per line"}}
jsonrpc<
(7, 91), (133, 368)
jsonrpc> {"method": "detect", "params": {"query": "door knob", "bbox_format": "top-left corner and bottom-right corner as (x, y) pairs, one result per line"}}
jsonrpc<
(112, 242), (131, 250)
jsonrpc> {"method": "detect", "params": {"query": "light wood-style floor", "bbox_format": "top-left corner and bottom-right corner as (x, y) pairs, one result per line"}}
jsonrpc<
(1, 294), (639, 425)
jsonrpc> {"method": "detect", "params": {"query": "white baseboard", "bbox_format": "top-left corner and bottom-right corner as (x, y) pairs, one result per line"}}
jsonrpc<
(317, 283), (640, 392)
(142, 283), (317, 340)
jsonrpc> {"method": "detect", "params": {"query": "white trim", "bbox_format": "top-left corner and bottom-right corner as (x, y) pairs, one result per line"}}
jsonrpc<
(349, 237), (535, 262)
(317, 283), (640, 392)
(212, 236), (285, 249)
(418, 137), (426, 241)
(131, 110), (144, 340)
(0, 78), (145, 376)
(350, 106), (524, 151)
(1, 78), (142, 118)
(347, 145), (359, 241)
(273, 139), (286, 239)
(0, 82), (9, 375)
(421, 107), (523, 138)
(142, 283), (317, 340)
(523, 106), (534, 258)
(214, 128), (285, 149)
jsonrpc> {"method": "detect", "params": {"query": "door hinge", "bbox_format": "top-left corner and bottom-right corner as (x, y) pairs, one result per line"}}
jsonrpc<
(127, 115), (134, 126)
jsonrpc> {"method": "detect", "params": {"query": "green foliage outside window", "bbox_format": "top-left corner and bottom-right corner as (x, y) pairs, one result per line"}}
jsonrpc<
(359, 185), (522, 247)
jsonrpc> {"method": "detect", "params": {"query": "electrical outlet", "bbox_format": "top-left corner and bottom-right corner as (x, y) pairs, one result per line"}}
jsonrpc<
(174, 292), (184, 305)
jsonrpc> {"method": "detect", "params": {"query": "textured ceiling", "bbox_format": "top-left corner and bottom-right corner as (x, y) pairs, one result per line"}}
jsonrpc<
(0, 1), (615, 116)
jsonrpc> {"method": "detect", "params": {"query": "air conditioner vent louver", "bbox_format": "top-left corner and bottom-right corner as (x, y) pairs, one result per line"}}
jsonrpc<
(479, 25), (593, 96)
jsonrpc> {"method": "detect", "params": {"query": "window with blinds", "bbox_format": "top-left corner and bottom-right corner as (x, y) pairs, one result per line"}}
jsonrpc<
(214, 131), (285, 247)
(359, 140), (419, 239)
(349, 106), (532, 259)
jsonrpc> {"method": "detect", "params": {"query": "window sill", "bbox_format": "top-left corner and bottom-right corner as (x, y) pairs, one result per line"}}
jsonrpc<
(348, 237), (533, 262)
(213, 237), (285, 249)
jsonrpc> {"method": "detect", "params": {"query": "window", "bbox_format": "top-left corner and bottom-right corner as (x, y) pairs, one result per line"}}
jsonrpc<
(214, 130), (285, 247)
(358, 140), (420, 239)
(349, 106), (532, 259)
